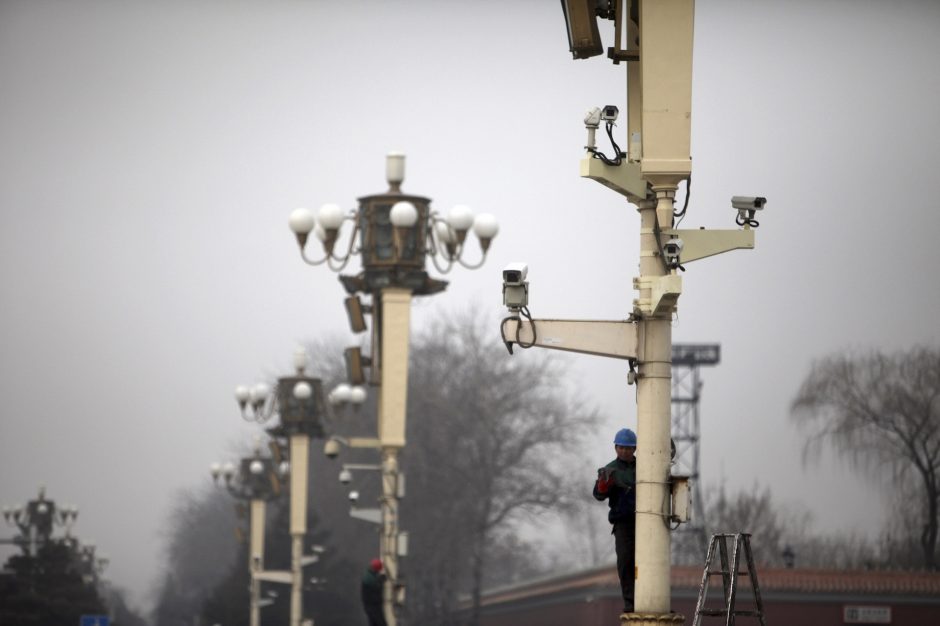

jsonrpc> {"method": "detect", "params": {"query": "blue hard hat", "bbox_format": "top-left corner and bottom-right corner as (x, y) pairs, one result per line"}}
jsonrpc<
(614, 428), (637, 447)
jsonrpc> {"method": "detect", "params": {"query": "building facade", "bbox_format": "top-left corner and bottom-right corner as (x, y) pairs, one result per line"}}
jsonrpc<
(475, 565), (940, 626)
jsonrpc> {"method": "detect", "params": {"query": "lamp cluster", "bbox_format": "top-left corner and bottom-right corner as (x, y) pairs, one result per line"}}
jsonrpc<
(3, 486), (79, 549)
(211, 439), (288, 502)
(287, 153), (499, 287)
(2, 486), (109, 583)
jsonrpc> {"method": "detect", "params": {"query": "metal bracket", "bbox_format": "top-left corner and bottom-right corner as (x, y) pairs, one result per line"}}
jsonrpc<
(349, 508), (382, 524)
(633, 274), (682, 316)
(347, 437), (381, 449)
(662, 228), (754, 263)
(500, 318), (637, 360)
(254, 569), (292, 584)
(580, 156), (649, 200)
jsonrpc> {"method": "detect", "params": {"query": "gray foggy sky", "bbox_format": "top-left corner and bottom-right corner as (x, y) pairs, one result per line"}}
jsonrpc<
(2, 0), (939, 611)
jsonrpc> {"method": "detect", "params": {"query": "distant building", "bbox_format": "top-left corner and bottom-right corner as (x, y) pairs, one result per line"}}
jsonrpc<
(474, 564), (940, 626)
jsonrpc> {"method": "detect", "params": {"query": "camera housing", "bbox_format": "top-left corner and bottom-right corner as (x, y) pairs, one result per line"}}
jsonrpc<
(338, 468), (352, 485)
(601, 105), (619, 122)
(348, 490), (359, 504)
(731, 196), (767, 211)
(502, 263), (529, 312)
(663, 237), (684, 269)
(323, 439), (341, 459)
(503, 262), (528, 285)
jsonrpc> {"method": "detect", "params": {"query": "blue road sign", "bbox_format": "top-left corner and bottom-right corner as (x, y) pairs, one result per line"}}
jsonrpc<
(80, 615), (110, 626)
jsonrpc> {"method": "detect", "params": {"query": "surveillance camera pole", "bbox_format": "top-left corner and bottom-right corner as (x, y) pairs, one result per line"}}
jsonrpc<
(509, 1), (763, 623)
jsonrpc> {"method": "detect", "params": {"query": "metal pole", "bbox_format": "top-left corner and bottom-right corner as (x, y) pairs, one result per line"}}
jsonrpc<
(377, 287), (412, 626)
(381, 449), (400, 626)
(249, 499), (266, 626)
(289, 434), (310, 626)
(633, 190), (677, 616)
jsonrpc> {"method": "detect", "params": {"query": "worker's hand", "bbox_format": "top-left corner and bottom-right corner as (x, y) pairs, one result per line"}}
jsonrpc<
(596, 467), (614, 493)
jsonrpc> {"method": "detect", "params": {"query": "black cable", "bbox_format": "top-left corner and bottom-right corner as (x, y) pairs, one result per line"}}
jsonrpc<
(674, 175), (691, 222)
(736, 212), (760, 228)
(588, 122), (624, 166)
(515, 307), (537, 349)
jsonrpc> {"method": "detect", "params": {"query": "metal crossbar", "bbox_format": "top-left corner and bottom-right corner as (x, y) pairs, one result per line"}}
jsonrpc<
(692, 533), (766, 626)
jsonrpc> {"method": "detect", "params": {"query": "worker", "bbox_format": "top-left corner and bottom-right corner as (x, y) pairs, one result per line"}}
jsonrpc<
(593, 427), (637, 614)
(361, 557), (388, 626)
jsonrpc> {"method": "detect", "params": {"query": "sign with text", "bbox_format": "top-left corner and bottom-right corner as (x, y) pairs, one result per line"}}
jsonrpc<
(843, 605), (891, 623)
(672, 343), (721, 366)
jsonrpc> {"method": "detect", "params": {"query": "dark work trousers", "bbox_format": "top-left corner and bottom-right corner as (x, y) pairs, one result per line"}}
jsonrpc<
(364, 605), (388, 626)
(613, 521), (636, 612)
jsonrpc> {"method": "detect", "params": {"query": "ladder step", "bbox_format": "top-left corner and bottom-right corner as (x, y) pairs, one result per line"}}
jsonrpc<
(705, 570), (751, 576)
(697, 609), (763, 618)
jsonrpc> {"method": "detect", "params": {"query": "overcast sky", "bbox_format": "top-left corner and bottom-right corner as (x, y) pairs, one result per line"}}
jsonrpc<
(2, 0), (939, 611)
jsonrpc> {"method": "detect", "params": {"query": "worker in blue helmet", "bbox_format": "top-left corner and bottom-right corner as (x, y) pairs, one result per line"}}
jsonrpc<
(593, 427), (637, 614)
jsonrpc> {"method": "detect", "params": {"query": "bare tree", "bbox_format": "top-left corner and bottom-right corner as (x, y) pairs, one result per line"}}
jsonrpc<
(152, 487), (239, 626)
(702, 483), (881, 570)
(704, 483), (811, 567)
(790, 347), (940, 570)
(403, 309), (598, 625)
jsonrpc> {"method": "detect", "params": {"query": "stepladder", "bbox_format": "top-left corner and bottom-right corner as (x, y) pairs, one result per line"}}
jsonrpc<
(693, 533), (767, 626)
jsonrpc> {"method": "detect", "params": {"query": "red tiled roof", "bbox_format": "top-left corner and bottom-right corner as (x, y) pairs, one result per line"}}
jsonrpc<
(481, 565), (940, 606)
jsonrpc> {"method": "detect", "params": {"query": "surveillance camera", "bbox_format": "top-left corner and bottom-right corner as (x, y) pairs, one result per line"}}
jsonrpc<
(503, 262), (528, 285)
(502, 263), (529, 312)
(323, 439), (341, 459)
(663, 237), (684, 269)
(338, 469), (352, 485)
(584, 107), (601, 128)
(731, 196), (767, 211)
(601, 105), (619, 123)
(348, 490), (359, 504)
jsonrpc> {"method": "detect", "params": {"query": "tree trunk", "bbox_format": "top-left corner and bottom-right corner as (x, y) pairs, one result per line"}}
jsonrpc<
(920, 471), (938, 570)
(468, 524), (487, 626)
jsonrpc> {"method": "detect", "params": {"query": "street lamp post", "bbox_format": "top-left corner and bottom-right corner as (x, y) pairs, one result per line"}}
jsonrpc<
(288, 153), (498, 625)
(2, 486), (78, 555)
(236, 348), (328, 626)
(211, 440), (287, 626)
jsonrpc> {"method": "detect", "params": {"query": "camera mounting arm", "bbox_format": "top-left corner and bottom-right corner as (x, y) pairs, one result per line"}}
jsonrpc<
(500, 318), (638, 359)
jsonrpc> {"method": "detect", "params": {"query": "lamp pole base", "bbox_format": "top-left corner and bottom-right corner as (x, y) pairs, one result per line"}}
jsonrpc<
(620, 612), (686, 625)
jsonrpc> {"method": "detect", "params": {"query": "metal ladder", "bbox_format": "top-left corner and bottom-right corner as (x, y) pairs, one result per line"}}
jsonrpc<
(692, 533), (767, 626)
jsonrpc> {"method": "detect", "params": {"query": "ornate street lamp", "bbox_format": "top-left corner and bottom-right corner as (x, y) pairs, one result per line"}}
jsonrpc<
(212, 440), (286, 626)
(286, 153), (498, 626)
(287, 152), (498, 296)
(3, 486), (78, 555)
(233, 347), (328, 626)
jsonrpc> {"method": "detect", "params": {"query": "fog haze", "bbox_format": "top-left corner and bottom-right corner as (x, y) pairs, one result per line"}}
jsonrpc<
(1, 0), (939, 610)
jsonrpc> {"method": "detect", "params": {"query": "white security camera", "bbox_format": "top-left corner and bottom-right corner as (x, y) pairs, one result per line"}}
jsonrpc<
(503, 262), (528, 285)
(338, 469), (352, 485)
(731, 196), (767, 211)
(601, 105), (619, 123)
(348, 490), (359, 504)
(323, 439), (341, 459)
(502, 263), (529, 312)
(663, 237), (684, 269)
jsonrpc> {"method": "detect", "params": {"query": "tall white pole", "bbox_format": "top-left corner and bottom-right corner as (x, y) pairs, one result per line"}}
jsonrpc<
(289, 434), (310, 626)
(249, 499), (266, 626)
(378, 287), (413, 626)
(633, 192), (677, 617)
